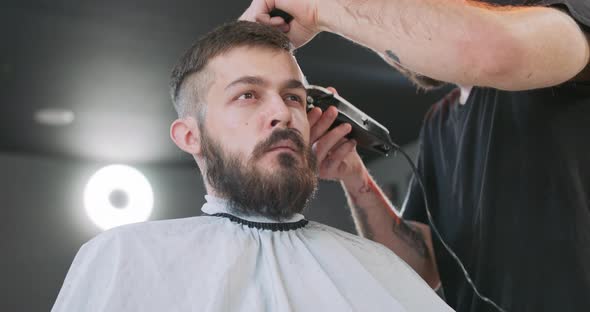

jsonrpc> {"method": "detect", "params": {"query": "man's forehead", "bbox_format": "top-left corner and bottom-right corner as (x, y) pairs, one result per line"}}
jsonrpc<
(208, 46), (304, 86)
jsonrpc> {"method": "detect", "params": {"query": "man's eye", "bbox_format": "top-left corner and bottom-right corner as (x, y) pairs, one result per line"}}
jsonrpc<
(237, 92), (255, 100)
(285, 94), (302, 103)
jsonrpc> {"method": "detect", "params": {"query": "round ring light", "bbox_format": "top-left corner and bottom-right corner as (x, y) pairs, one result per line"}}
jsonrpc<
(84, 164), (153, 230)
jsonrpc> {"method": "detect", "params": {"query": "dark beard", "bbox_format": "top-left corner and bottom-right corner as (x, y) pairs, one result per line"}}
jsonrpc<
(200, 126), (318, 221)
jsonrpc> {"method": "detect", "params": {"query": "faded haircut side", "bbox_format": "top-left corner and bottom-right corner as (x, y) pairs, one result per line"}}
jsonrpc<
(169, 21), (294, 119)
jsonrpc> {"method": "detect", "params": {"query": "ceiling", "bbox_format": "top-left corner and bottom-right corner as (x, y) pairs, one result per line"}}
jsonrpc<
(0, 0), (452, 166)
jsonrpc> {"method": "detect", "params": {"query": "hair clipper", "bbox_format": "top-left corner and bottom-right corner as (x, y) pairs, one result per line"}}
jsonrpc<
(306, 85), (395, 156)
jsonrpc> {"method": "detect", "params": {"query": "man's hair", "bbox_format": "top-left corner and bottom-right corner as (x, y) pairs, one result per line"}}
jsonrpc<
(169, 21), (294, 118)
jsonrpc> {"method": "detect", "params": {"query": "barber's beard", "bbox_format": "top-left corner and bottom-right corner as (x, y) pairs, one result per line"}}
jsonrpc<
(200, 127), (318, 221)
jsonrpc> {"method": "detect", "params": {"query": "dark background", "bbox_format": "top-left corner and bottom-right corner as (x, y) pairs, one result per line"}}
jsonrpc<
(0, 1), (451, 310)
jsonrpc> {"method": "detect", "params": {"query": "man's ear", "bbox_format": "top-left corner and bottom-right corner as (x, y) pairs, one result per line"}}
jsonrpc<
(170, 117), (202, 155)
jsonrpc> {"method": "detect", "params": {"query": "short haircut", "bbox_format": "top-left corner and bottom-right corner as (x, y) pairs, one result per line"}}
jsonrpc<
(169, 21), (294, 118)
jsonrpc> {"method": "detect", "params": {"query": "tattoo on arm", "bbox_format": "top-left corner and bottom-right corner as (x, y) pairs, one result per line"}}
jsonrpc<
(385, 50), (402, 66)
(347, 181), (375, 240)
(385, 49), (413, 76)
(392, 220), (429, 259)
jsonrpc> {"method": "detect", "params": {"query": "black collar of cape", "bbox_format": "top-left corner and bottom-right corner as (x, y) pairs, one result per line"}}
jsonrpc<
(208, 212), (308, 232)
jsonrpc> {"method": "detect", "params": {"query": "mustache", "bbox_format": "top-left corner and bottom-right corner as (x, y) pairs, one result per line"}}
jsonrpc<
(251, 128), (306, 160)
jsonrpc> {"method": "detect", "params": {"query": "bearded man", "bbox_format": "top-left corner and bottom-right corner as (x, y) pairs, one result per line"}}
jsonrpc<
(51, 21), (452, 312)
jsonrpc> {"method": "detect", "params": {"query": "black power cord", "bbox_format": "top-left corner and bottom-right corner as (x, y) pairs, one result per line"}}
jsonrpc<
(391, 142), (507, 312)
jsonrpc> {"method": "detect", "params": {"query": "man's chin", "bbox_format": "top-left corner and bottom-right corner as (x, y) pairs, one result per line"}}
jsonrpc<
(281, 149), (302, 164)
(258, 150), (301, 168)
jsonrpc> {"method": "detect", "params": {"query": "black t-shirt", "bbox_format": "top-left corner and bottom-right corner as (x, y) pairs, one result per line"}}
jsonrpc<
(402, 1), (590, 311)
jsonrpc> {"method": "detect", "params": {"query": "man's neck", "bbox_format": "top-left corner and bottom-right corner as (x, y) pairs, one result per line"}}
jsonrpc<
(203, 194), (305, 223)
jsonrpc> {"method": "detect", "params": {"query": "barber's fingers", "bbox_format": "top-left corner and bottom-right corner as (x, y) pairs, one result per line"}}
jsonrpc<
(308, 87), (338, 128)
(239, 0), (290, 32)
(255, 13), (290, 32)
(313, 123), (352, 162)
(239, 0), (272, 21)
(308, 87), (339, 139)
(310, 106), (338, 143)
(325, 137), (352, 164)
(332, 137), (348, 150)
(255, 13), (290, 26)
(320, 139), (357, 172)
(270, 15), (289, 27)
(307, 107), (322, 128)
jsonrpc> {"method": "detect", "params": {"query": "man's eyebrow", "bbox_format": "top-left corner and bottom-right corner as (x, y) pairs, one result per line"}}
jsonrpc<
(225, 76), (267, 90)
(281, 79), (306, 91)
(225, 76), (306, 93)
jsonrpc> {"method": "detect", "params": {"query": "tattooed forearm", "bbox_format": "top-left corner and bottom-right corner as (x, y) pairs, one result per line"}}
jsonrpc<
(392, 220), (429, 259)
(385, 50), (402, 66)
(385, 49), (412, 77)
(347, 183), (375, 240)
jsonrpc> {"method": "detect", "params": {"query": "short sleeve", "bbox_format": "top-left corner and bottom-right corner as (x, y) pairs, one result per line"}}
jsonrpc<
(541, 0), (590, 28)
(486, 0), (590, 28)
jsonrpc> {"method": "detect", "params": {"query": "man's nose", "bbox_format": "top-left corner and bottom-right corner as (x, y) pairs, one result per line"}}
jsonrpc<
(265, 95), (292, 129)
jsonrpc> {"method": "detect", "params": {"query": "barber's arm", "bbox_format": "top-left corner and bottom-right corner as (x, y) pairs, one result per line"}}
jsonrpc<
(341, 166), (441, 288)
(309, 88), (439, 288)
(241, 0), (590, 90)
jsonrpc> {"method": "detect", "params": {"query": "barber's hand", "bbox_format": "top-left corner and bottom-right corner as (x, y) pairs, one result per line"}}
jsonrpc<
(239, 0), (321, 48)
(309, 87), (367, 182)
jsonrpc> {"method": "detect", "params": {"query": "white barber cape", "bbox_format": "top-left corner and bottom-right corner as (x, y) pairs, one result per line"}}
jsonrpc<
(53, 195), (453, 312)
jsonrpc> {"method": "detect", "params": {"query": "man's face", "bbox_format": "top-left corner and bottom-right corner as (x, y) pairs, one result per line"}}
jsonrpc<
(204, 46), (311, 171)
(197, 46), (317, 219)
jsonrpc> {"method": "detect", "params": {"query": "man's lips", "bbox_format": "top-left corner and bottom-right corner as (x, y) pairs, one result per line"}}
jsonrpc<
(269, 146), (297, 153)
(267, 140), (300, 153)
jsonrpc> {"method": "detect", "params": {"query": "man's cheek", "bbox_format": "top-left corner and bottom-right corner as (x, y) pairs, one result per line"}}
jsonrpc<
(295, 114), (311, 143)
